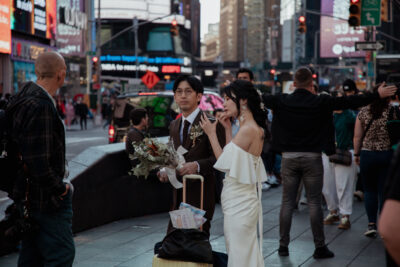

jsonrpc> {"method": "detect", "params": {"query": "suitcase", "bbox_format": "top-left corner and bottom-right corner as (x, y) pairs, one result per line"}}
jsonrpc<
(152, 174), (212, 267)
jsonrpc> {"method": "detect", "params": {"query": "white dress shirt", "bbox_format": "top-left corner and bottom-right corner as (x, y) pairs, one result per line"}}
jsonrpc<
(179, 107), (201, 172)
(180, 107), (201, 143)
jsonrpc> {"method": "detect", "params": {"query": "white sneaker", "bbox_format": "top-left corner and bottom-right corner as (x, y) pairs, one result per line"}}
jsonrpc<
(267, 174), (279, 185)
(261, 183), (271, 191)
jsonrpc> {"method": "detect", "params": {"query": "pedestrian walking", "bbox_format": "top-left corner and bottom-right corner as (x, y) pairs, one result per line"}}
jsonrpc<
(322, 91), (358, 230)
(65, 99), (75, 130)
(75, 97), (89, 130)
(7, 51), (75, 266)
(262, 67), (397, 259)
(354, 82), (399, 238)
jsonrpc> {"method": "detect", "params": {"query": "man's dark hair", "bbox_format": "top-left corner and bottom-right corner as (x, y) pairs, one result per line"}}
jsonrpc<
(129, 108), (147, 126)
(342, 79), (358, 93)
(236, 68), (254, 81)
(294, 67), (313, 89)
(173, 75), (204, 94)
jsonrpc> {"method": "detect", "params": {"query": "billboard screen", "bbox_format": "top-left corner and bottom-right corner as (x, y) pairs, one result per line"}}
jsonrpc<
(10, 0), (56, 39)
(0, 0), (11, 54)
(57, 0), (86, 56)
(320, 0), (365, 58)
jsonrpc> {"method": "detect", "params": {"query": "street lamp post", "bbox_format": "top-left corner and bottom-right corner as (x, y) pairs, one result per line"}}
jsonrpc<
(133, 17), (139, 79)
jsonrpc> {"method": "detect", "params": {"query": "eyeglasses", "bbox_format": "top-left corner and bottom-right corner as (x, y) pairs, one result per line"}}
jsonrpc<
(175, 89), (195, 96)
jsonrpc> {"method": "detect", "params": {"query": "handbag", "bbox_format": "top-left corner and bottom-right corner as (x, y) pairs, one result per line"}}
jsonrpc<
(157, 228), (213, 263)
(329, 148), (352, 166)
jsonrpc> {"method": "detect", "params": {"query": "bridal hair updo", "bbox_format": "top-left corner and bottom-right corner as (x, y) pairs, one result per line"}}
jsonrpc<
(224, 80), (269, 132)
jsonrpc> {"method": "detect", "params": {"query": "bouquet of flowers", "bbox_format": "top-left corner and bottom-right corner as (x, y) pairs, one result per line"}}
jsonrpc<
(129, 138), (183, 178)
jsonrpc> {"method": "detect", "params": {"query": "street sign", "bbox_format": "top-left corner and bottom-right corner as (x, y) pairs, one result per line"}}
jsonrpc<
(355, 41), (386, 51)
(361, 0), (382, 26)
(141, 71), (160, 89)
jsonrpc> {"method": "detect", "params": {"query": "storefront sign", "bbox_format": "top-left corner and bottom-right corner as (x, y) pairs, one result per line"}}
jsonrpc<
(161, 65), (180, 73)
(11, 39), (53, 62)
(101, 63), (159, 72)
(100, 55), (191, 65)
(0, 0), (11, 54)
(34, 0), (47, 37)
(57, 0), (86, 57)
(59, 6), (87, 30)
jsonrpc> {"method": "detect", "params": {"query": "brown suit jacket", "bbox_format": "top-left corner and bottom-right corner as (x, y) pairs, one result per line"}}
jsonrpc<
(168, 110), (225, 236)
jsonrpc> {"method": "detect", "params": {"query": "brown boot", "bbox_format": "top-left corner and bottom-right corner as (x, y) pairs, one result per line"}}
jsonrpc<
(323, 212), (340, 225)
(338, 216), (351, 230)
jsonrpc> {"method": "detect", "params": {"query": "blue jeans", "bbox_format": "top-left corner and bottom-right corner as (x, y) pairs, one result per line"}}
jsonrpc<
(18, 190), (75, 267)
(360, 150), (393, 224)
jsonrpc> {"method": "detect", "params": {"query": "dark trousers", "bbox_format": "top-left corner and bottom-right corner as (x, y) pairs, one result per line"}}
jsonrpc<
(79, 115), (87, 130)
(18, 191), (75, 267)
(360, 150), (393, 224)
(280, 156), (325, 248)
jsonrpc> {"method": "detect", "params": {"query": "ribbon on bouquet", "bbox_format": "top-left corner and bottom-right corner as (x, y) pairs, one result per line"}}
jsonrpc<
(161, 145), (187, 189)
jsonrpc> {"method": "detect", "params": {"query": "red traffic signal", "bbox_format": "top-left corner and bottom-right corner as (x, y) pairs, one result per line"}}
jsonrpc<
(298, 16), (306, 33)
(92, 56), (98, 63)
(348, 0), (362, 27)
(170, 19), (179, 36)
(312, 73), (317, 79)
(270, 69), (276, 75)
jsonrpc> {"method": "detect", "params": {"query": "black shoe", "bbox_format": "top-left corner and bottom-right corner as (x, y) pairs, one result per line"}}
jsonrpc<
(278, 246), (289, 256)
(313, 245), (334, 259)
(364, 223), (377, 238)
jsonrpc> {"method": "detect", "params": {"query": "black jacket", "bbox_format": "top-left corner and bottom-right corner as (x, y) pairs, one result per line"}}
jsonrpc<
(262, 89), (379, 153)
(8, 82), (66, 204)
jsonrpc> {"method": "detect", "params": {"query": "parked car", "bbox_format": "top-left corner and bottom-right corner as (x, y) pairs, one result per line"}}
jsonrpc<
(108, 91), (224, 143)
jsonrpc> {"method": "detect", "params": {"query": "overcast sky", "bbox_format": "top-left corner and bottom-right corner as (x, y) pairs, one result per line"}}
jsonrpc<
(200, 0), (220, 40)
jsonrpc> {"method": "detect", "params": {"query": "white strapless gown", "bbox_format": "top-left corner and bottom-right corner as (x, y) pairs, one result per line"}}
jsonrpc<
(214, 142), (268, 267)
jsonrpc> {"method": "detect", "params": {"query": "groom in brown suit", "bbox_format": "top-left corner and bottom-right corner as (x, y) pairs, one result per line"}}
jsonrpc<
(158, 75), (225, 237)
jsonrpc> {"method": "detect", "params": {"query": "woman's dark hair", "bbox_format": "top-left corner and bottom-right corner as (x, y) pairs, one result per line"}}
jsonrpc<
(224, 80), (269, 136)
(370, 83), (389, 119)
(129, 108), (147, 126)
(173, 75), (204, 94)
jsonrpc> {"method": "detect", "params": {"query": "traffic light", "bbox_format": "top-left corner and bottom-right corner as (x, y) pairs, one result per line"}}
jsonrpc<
(269, 69), (276, 80)
(298, 16), (306, 34)
(348, 0), (362, 27)
(92, 56), (99, 83)
(170, 19), (179, 36)
(381, 0), (388, 22)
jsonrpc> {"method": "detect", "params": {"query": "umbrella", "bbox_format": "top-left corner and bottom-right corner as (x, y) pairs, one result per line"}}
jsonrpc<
(199, 94), (224, 112)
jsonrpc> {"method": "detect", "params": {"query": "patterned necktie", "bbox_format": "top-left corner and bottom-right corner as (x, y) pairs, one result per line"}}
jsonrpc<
(182, 120), (191, 145)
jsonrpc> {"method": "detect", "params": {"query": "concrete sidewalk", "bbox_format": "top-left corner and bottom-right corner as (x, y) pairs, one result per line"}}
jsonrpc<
(0, 187), (385, 266)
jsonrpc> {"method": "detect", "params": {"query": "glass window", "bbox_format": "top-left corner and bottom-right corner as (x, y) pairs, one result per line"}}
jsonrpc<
(146, 27), (173, 52)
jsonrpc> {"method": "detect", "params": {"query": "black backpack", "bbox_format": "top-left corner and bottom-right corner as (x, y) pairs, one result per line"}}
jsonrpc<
(0, 98), (27, 198)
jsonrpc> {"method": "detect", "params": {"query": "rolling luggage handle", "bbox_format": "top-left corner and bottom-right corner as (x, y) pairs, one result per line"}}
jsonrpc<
(182, 174), (204, 230)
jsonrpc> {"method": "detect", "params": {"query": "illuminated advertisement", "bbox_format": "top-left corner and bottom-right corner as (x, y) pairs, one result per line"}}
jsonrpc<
(57, 0), (86, 56)
(0, 0), (11, 54)
(10, 0), (55, 39)
(320, 0), (365, 58)
(46, 0), (56, 39)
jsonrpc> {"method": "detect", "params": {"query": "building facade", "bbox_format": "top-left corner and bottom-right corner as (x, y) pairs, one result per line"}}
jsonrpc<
(202, 23), (219, 62)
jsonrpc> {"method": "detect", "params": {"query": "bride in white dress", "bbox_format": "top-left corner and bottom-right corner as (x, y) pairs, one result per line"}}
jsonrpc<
(200, 80), (269, 267)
